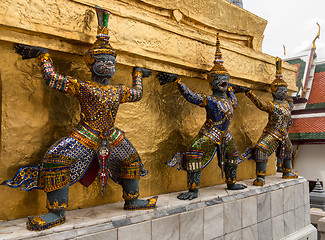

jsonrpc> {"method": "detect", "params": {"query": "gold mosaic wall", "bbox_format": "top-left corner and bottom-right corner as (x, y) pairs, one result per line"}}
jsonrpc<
(0, 0), (297, 220)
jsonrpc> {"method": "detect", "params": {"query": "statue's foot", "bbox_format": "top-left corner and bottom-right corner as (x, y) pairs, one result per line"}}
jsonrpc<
(26, 212), (65, 231)
(253, 177), (265, 186)
(277, 166), (283, 173)
(227, 183), (247, 190)
(177, 191), (198, 200)
(124, 196), (158, 210)
(282, 171), (298, 179)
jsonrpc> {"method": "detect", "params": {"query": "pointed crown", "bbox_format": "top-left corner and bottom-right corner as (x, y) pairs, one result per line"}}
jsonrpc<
(84, 6), (117, 69)
(270, 57), (288, 93)
(207, 33), (229, 83)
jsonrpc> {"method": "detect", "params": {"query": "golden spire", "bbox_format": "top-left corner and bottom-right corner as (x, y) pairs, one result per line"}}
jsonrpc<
(312, 22), (320, 49)
(207, 33), (228, 83)
(270, 57), (287, 94)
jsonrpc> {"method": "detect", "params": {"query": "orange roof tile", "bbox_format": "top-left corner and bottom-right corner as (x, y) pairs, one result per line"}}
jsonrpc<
(308, 71), (325, 104)
(290, 117), (325, 134)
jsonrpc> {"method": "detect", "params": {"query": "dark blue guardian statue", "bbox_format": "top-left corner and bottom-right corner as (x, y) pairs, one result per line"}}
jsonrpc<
(158, 34), (247, 201)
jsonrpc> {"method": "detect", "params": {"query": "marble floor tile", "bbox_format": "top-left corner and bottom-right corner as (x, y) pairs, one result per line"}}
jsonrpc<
(242, 224), (258, 240)
(295, 183), (305, 209)
(257, 193), (271, 222)
(283, 186), (295, 212)
(204, 204), (224, 240)
(152, 214), (179, 240)
(258, 219), (272, 240)
(76, 229), (117, 240)
(284, 210), (295, 236)
(180, 209), (204, 240)
(241, 196), (257, 228)
(199, 185), (228, 202)
(271, 189), (283, 217)
(117, 221), (151, 240)
(272, 214), (284, 240)
(224, 200), (241, 234)
(224, 229), (242, 240)
(295, 205), (305, 231)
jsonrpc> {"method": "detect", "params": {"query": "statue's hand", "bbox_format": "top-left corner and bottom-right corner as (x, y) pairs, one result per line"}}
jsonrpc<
(157, 72), (179, 85)
(229, 83), (250, 93)
(133, 67), (152, 78)
(14, 44), (49, 60)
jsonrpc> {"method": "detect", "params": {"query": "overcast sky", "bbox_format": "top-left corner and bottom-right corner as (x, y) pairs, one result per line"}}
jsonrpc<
(244, 0), (325, 59)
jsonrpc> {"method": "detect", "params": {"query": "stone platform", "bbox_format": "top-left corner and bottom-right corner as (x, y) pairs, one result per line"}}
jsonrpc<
(0, 173), (316, 240)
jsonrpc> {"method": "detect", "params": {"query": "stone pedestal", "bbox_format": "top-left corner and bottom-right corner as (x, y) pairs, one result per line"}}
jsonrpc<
(0, 173), (316, 240)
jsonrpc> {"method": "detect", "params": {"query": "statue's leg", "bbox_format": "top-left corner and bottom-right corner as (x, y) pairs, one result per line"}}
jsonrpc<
(177, 134), (215, 200)
(26, 185), (69, 231)
(25, 136), (90, 231)
(177, 145), (205, 200)
(121, 179), (158, 210)
(113, 136), (157, 210)
(276, 142), (283, 172)
(253, 133), (279, 186)
(224, 139), (246, 190)
(276, 157), (283, 172)
(253, 149), (268, 186)
(281, 139), (298, 179)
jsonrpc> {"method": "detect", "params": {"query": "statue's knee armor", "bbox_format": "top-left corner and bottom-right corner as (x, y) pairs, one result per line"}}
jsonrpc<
(39, 154), (73, 192)
(184, 150), (204, 173)
(120, 159), (141, 180)
(253, 148), (268, 163)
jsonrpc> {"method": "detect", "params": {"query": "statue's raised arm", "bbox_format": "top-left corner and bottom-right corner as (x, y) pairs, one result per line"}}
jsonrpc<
(15, 44), (79, 96)
(119, 67), (151, 103)
(158, 72), (207, 107)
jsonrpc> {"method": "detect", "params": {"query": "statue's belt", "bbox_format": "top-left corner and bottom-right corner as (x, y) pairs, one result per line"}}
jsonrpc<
(69, 124), (124, 149)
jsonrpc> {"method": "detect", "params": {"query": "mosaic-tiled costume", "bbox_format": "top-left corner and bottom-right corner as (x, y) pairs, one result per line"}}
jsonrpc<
(175, 81), (240, 187)
(245, 57), (298, 186)
(2, 6), (157, 231)
(161, 34), (246, 200)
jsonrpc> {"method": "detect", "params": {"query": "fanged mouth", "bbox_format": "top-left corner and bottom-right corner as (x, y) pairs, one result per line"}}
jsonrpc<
(100, 66), (115, 74)
(218, 80), (228, 88)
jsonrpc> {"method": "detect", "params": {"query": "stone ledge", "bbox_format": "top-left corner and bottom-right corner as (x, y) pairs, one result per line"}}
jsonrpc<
(0, 173), (312, 240)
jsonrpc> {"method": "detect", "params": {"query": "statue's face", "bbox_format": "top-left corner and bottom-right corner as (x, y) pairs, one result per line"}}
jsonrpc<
(92, 54), (116, 78)
(210, 74), (229, 93)
(274, 86), (287, 100)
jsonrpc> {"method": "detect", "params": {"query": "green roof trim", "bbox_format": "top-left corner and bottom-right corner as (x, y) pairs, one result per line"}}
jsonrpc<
(286, 58), (306, 90)
(306, 102), (325, 109)
(315, 63), (325, 73)
(289, 132), (325, 140)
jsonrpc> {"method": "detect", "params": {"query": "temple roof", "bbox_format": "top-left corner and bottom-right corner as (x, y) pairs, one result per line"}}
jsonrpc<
(285, 24), (325, 144)
(289, 116), (325, 143)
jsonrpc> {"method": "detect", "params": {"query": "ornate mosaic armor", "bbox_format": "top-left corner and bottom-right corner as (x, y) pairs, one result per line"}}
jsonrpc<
(163, 34), (246, 200)
(245, 57), (298, 186)
(176, 81), (239, 179)
(3, 6), (157, 231)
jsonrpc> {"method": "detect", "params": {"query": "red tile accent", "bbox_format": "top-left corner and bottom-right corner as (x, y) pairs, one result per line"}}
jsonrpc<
(290, 116), (325, 134)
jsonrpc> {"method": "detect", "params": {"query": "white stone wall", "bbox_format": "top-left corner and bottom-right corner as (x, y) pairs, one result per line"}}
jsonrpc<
(0, 174), (316, 240)
(294, 145), (325, 184)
